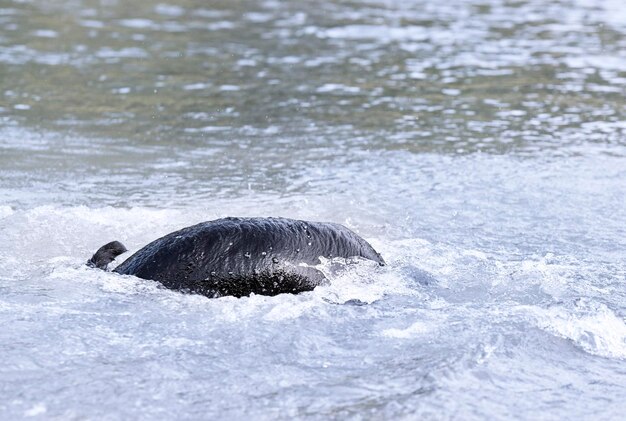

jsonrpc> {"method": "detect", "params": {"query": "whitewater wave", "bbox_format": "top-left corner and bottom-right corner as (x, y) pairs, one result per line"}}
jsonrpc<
(520, 299), (626, 359)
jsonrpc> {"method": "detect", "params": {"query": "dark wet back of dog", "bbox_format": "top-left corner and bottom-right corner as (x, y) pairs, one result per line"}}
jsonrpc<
(88, 217), (384, 298)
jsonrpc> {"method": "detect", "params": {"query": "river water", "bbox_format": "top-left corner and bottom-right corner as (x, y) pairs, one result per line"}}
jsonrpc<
(1, 0), (625, 419)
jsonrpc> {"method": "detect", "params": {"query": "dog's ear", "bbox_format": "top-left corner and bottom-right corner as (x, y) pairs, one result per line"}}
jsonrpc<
(87, 241), (128, 270)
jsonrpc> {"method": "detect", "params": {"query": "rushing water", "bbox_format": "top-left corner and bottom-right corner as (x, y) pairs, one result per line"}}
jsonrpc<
(1, 0), (626, 419)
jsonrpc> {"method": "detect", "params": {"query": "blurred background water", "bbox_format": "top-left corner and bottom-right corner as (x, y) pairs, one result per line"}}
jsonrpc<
(1, 0), (625, 419)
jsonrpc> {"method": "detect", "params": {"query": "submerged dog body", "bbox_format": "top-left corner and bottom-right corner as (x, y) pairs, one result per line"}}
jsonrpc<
(88, 217), (384, 298)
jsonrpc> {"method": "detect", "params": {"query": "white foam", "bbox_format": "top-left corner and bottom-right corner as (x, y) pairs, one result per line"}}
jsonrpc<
(118, 19), (154, 29)
(316, 83), (361, 94)
(24, 403), (46, 417)
(382, 321), (432, 338)
(155, 4), (185, 17)
(522, 301), (626, 359)
(316, 25), (428, 43)
(264, 299), (318, 321)
(33, 30), (57, 38)
(313, 257), (416, 304)
(0, 205), (13, 219)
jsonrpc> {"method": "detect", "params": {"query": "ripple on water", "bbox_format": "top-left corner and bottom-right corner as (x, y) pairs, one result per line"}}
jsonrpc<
(0, 0), (625, 418)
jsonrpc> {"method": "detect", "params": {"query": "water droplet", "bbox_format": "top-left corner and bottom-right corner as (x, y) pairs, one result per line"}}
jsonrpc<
(261, 251), (267, 256)
(272, 257), (279, 264)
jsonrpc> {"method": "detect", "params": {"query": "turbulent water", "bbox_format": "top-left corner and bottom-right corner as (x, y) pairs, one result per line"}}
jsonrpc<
(1, 0), (626, 419)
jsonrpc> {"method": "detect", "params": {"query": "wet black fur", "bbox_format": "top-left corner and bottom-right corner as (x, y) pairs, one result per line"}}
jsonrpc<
(89, 217), (384, 298)
(87, 241), (128, 270)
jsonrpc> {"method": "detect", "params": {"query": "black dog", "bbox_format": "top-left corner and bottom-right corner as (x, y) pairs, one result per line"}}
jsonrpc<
(88, 217), (384, 298)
